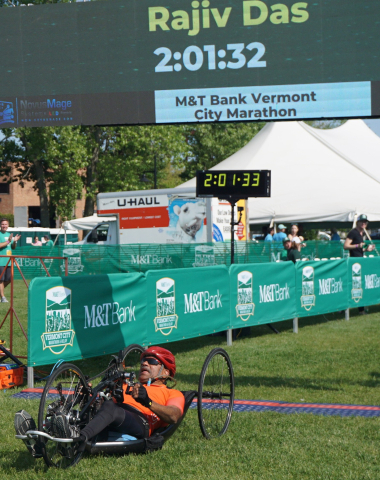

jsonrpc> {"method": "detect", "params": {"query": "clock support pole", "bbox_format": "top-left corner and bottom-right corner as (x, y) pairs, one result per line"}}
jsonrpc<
(222, 196), (244, 266)
(226, 196), (280, 337)
(230, 197), (237, 265)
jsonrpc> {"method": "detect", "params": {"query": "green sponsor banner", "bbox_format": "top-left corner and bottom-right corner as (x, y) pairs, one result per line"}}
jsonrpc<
(28, 273), (147, 367)
(295, 260), (347, 317)
(146, 266), (230, 344)
(229, 262), (296, 328)
(347, 257), (380, 308)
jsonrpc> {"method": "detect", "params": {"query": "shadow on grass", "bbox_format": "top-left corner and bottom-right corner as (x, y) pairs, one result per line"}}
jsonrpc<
(1, 448), (47, 473)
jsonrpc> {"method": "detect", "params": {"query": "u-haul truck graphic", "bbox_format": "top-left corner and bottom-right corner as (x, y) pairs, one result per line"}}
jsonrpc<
(75, 187), (248, 245)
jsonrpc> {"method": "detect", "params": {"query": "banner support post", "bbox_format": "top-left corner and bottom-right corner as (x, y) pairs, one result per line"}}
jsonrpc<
(27, 366), (34, 388)
(345, 308), (350, 321)
(293, 317), (299, 333)
(226, 329), (232, 347)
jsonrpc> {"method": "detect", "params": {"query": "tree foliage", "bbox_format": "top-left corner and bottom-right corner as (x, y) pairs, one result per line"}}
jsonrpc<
(0, 124), (188, 223)
(0, 121), (266, 225)
(180, 122), (265, 182)
(77, 125), (186, 216)
(304, 120), (347, 129)
(0, 127), (87, 225)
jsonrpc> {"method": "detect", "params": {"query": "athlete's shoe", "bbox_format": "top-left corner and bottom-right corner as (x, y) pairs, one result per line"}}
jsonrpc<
(1, 296), (8, 303)
(14, 410), (43, 458)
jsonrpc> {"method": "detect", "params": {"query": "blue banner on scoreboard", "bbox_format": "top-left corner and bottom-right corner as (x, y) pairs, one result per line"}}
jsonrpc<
(155, 81), (371, 123)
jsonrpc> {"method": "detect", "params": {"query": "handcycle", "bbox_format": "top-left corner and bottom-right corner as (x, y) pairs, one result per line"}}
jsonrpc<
(15, 344), (235, 469)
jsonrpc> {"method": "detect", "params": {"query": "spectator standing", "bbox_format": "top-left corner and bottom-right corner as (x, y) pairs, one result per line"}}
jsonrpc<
(287, 241), (302, 263)
(280, 237), (292, 261)
(344, 215), (373, 258)
(331, 228), (340, 241)
(32, 236), (42, 246)
(289, 224), (301, 244)
(273, 224), (287, 242)
(43, 236), (54, 247)
(264, 227), (274, 242)
(344, 214), (374, 314)
(0, 219), (21, 303)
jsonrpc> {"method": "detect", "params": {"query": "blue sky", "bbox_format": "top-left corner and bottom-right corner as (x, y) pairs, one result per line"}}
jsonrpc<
(364, 119), (380, 136)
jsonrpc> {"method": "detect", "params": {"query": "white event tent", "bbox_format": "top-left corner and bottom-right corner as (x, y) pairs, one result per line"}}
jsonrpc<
(180, 120), (380, 225)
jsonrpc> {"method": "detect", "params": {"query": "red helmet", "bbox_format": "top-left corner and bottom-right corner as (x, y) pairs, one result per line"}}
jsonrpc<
(141, 346), (176, 377)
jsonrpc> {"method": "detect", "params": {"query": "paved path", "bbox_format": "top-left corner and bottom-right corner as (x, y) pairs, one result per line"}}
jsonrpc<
(13, 388), (380, 417)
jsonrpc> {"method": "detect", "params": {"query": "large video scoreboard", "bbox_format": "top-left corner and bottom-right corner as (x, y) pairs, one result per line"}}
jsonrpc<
(0, 0), (379, 127)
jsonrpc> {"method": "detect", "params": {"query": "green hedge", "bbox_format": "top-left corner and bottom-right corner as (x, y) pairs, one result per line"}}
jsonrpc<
(0, 214), (14, 226)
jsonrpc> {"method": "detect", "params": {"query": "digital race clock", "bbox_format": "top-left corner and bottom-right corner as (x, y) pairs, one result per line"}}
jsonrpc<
(196, 170), (271, 198)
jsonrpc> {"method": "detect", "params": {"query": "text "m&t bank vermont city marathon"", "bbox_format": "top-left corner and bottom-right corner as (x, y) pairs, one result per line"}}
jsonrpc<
(175, 90), (317, 120)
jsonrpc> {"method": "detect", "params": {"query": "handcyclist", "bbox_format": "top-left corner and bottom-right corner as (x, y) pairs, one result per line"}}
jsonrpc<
(15, 347), (184, 454)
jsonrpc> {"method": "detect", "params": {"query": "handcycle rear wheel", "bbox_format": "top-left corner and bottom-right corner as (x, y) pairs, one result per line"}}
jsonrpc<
(197, 348), (235, 439)
(38, 363), (90, 469)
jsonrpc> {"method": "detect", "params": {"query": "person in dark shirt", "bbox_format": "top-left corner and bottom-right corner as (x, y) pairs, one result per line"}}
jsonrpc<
(280, 236), (292, 261)
(344, 214), (374, 314)
(344, 214), (374, 258)
(287, 241), (301, 263)
(331, 228), (340, 241)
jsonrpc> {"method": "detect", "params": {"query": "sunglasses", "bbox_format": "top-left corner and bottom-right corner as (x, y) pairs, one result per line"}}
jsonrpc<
(141, 357), (161, 366)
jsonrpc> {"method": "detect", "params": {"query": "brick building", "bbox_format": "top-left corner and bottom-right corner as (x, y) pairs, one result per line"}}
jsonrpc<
(0, 175), (86, 227)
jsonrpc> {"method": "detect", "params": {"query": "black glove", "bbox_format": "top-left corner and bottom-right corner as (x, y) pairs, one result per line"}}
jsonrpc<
(113, 388), (124, 404)
(134, 385), (153, 408)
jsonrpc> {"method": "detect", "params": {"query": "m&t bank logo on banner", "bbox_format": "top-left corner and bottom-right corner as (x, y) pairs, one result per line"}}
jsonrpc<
(60, 248), (85, 275)
(193, 245), (216, 267)
(351, 263), (363, 302)
(236, 271), (255, 321)
(154, 278), (178, 336)
(301, 266), (316, 311)
(41, 286), (75, 354)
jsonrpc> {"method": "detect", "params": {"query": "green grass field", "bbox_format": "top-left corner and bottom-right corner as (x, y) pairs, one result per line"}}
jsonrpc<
(0, 281), (379, 479)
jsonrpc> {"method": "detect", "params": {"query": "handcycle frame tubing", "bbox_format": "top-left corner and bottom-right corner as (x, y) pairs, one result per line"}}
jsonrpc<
(63, 369), (133, 423)
(0, 255), (68, 358)
(59, 367), (198, 424)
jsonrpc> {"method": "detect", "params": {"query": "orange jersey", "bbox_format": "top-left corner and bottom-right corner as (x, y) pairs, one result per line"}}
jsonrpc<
(122, 384), (185, 434)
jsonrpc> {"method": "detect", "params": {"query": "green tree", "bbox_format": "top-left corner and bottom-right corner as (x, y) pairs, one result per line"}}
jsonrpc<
(0, 124), (187, 224)
(0, 126), (87, 226)
(78, 124), (187, 216)
(181, 122), (265, 182)
(304, 120), (347, 129)
(0, 127), (55, 227)
(46, 126), (88, 221)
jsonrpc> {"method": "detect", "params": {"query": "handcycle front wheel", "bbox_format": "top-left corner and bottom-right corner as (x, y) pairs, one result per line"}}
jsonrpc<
(106, 343), (145, 378)
(197, 348), (235, 439)
(121, 344), (145, 374)
(38, 363), (90, 469)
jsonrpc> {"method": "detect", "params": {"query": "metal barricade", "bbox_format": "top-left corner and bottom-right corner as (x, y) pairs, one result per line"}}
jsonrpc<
(0, 255), (68, 358)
